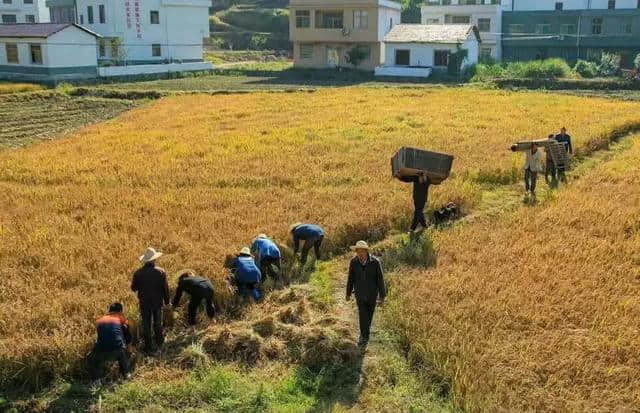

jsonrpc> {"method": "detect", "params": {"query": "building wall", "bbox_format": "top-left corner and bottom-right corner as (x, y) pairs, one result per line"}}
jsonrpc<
(503, 9), (640, 65)
(510, 0), (639, 10)
(0, 0), (50, 23)
(384, 36), (478, 68)
(292, 41), (381, 70)
(75, 0), (209, 63)
(47, 26), (98, 67)
(421, 4), (502, 59)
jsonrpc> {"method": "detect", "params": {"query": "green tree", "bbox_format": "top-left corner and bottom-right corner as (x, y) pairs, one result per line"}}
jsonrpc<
(345, 45), (368, 68)
(400, 0), (421, 23)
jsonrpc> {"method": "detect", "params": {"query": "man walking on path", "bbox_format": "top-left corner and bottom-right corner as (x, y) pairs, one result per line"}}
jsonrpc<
(400, 172), (430, 232)
(524, 143), (544, 196)
(346, 240), (386, 347)
(291, 223), (325, 265)
(172, 270), (216, 326)
(88, 302), (133, 385)
(131, 247), (170, 354)
(555, 127), (572, 183)
(251, 234), (284, 284)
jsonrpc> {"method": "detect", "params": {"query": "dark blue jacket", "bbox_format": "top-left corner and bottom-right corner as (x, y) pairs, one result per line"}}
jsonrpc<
(95, 313), (132, 352)
(292, 224), (324, 252)
(555, 133), (573, 154)
(234, 256), (262, 284)
(251, 237), (281, 262)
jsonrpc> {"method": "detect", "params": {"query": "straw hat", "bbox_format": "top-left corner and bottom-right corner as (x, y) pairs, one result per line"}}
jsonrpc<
(351, 240), (370, 251)
(139, 247), (163, 263)
(257, 234), (267, 239)
(239, 247), (252, 256)
(290, 223), (302, 232)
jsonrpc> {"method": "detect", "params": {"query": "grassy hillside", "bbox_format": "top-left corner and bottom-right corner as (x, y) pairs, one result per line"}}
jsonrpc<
(2, 88), (640, 394)
(388, 134), (640, 411)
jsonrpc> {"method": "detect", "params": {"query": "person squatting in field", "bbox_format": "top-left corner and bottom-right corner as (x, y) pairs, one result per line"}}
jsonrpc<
(131, 247), (170, 354)
(172, 270), (216, 326)
(88, 302), (133, 384)
(251, 234), (284, 285)
(346, 240), (386, 347)
(228, 247), (263, 301)
(399, 172), (431, 232)
(290, 223), (325, 264)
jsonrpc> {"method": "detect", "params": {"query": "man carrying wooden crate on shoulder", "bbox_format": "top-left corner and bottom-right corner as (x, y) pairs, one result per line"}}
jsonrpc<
(399, 172), (431, 233)
(555, 127), (573, 183)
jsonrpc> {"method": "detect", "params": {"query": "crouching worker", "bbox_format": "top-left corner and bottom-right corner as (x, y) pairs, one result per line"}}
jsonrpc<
(290, 223), (325, 265)
(88, 302), (133, 385)
(251, 234), (284, 284)
(346, 241), (386, 347)
(172, 271), (216, 326)
(229, 247), (262, 302)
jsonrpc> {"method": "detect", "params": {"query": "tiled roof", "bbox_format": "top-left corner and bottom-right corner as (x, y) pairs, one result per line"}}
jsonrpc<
(384, 24), (480, 44)
(0, 23), (101, 38)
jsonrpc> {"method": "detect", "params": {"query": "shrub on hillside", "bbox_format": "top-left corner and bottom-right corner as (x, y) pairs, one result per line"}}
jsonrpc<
(471, 63), (507, 81)
(574, 59), (599, 78)
(597, 52), (621, 77)
(472, 58), (573, 81)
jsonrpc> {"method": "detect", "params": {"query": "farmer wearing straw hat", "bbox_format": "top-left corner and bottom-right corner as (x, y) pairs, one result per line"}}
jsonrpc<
(229, 247), (263, 302)
(131, 247), (170, 354)
(172, 270), (216, 326)
(251, 234), (283, 284)
(290, 223), (325, 265)
(346, 240), (386, 347)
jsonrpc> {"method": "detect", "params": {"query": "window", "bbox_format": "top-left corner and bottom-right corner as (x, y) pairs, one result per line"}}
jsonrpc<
(445, 15), (470, 24)
(555, 2), (563, 10)
(25, 14), (35, 23)
(24, 0), (33, 3)
(299, 44), (313, 59)
(1, 14), (17, 23)
(353, 10), (368, 29)
(390, 17), (393, 29)
(87, 6), (93, 24)
(622, 18), (632, 34)
(425, 18), (440, 24)
(152, 44), (161, 57)
(535, 24), (552, 35)
(5, 44), (18, 64)
(509, 24), (525, 34)
(150, 10), (159, 24)
(295, 10), (310, 28)
(29, 44), (42, 64)
(560, 24), (576, 34)
(592, 17), (603, 35)
(395, 49), (410, 66)
(358, 44), (371, 60)
(434, 50), (450, 66)
(80, 14), (84, 24)
(608, 0), (615, 9)
(315, 11), (342, 29)
(111, 39), (119, 58)
(99, 5), (105, 23)
(2, 0), (11, 4)
(480, 47), (492, 59)
(98, 39), (105, 57)
(477, 18), (490, 32)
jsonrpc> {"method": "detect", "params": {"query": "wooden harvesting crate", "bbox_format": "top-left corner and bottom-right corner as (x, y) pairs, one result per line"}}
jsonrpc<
(391, 147), (454, 185)
(511, 139), (570, 169)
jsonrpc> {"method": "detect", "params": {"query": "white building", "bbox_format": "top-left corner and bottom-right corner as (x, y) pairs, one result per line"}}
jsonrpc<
(0, 23), (99, 82)
(421, 0), (508, 61)
(375, 24), (480, 77)
(74, 0), (210, 65)
(1, 0), (49, 24)
(509, 0), (639, 10)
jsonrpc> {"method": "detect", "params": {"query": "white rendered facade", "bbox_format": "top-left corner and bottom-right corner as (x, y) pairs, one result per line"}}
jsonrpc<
(0, 0), (50, 24)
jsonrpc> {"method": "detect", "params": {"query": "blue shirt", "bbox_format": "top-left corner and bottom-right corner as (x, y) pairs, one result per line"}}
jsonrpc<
(251, 237), (281, 262)
(234, 256), (262, 284)
(555, 133), (573, 154)
(292, 224), (325, 253)
(95, 313), (131, 352)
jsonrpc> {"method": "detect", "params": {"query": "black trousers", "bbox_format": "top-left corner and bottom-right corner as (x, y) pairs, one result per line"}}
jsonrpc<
(187, 290), (216, 326)
(140, 306), (164, 352)
(88, 347), (131, 379)
(524, 168), (538, 193)
(356, 300), (377, 342)
(259, 257), (281, 282)
(411, 200), (427, 231)
(301, 236), (323, 264)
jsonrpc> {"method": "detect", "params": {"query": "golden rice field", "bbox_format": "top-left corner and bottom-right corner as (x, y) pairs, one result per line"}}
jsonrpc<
(389, 136), (640, 412)
(1, 88), (640, 390)
(0, 82), (44, 95)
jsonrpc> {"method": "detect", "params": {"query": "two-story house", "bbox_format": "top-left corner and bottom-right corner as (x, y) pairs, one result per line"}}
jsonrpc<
(289, 0), (401, 70)
(1, 0), (49, 24)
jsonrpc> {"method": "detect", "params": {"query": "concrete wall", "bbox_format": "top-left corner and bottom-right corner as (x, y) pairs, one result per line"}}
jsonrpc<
(0, 0), (49, 22)
(511, 0), (639, 10)
(383, 36), (478, 68)
(98, 61), (212, 77)
(292, 41), (381, 70)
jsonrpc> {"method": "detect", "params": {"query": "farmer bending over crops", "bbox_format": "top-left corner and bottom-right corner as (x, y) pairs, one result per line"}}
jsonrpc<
(290, 223), (325, 265)
(172, 270), (216, 326)
(131, 247), (170, 354)
(346, 241), (386, 347)
(229, 247), (263, 302)
(88, 302), (133, 385)
(399, 172), (430, 232)
(251, 234), (285, 285)
(524, 143), (544, 196)
(555, 127), (572, 183)
(545, 134), (557, 186)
